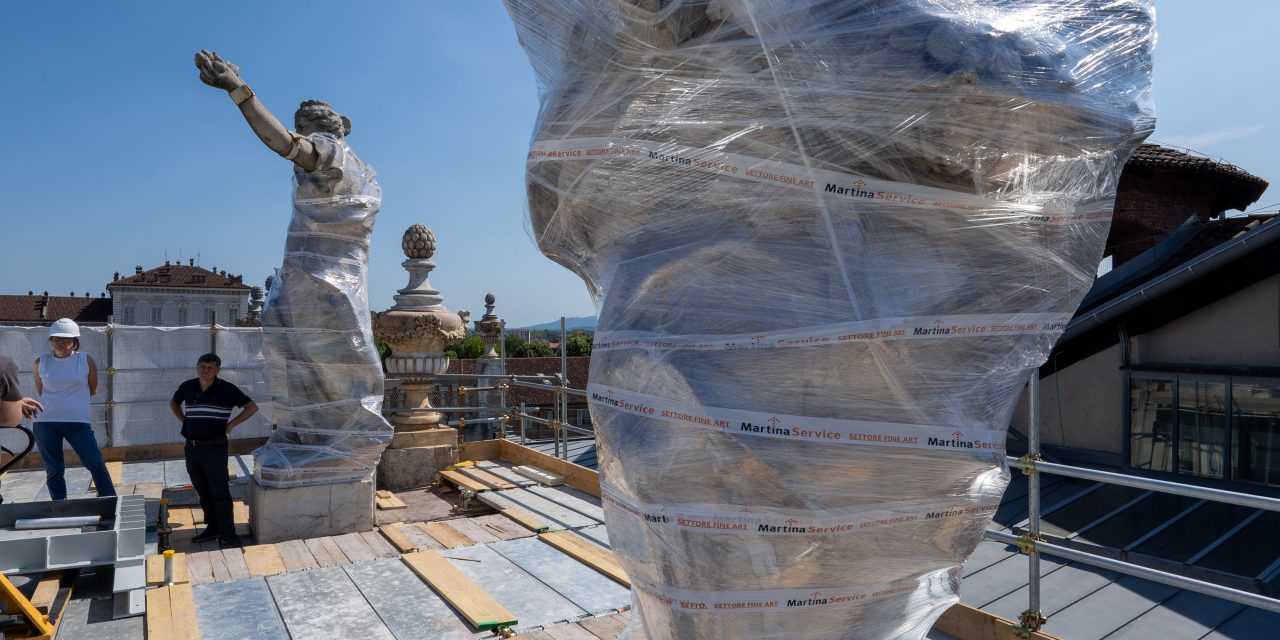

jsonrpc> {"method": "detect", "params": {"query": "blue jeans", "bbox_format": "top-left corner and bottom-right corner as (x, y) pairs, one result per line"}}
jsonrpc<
(33, 422), (116, 500)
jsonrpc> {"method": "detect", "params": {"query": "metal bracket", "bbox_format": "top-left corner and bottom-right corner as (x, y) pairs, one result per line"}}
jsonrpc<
(1013, 608), (1047, 637)
(1015, 453), (1042, 475)
(1014, 533), (1044, 555)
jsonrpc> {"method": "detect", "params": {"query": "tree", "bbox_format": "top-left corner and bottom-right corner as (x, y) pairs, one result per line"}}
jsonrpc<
(565, 332), (593, 357)
(444, 335), (487, 359)
(504, 334), (555, 358)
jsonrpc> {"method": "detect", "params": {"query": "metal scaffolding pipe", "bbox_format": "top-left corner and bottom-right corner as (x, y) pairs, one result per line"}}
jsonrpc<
(1026, 374), (1043, 629)
(984, 529), (1280, 615)
(1007, 457), (1280, 513)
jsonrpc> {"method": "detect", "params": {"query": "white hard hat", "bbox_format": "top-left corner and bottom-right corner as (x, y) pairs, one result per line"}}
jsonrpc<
(49, 318), (80, 338)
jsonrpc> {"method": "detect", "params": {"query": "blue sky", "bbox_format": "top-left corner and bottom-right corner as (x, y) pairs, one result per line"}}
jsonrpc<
(1, 1), (1275, 327)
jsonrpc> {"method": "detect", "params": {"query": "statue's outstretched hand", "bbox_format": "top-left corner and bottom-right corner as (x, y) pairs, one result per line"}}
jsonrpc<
(195, 49), (243, 91)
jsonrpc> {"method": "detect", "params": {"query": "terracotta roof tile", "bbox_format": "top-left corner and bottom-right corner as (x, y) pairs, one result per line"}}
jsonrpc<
(1125, 144), (1268, 210)
(0, 295), (112, 325)
(107, 264), (249, 290)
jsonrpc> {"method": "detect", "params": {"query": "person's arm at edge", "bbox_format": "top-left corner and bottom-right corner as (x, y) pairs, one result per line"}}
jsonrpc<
(87, 355), (98, 397)
(225, 401), (259, 435)
(32, 358), (42, 396)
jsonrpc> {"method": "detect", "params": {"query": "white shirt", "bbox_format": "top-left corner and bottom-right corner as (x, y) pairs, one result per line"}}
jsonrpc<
(35, 352), (91, 424)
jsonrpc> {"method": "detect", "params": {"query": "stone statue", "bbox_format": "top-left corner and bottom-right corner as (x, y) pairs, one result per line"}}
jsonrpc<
(195, 50), (393, 490)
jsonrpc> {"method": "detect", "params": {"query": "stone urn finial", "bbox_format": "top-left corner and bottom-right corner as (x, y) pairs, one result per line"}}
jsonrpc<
(474, 293), (506, 359)
(373, 224), (467, 377)
(402, 224), (437, 259)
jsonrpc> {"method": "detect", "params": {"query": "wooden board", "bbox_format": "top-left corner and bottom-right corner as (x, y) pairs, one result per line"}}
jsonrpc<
(91, 460), (125, 490)
(221, 548), (251, 581)
(185, 551), (215, 585)
(438, 469), (490, 493)
(513, 465), (566, 486)
(933, 603), (1065, 640)
(207, 549), (232, 583)
(359, 529), (399, 559)
(458, 440), (501, 461)
(471, 514), (534, 541)
(578, 612), (629, 640)
(233, 501), (251, 536)
(332, 532), (378, 563)
(30, 571), (61, 614)
(400, 550), (518, 631)
(477, 493), (551, 533)
(169, 507), (196, 530)
(241, 545), (286, 577)
(146, 554), (190, 586)
(168, 583), (201, 640)
(145, 585), (174, 639)
(275, 539), (319, 573)
(538, 531), (629, 587)
(378, 523), (419, 554)
(458, 467), (518, 490)
(136, 482), (164, 500)
(444, 518), (503, 545)
(376, 493), (407, 510)
(521, 622), (603, 640)
(499, 440), (600, 497)
(304, 536), (349, 568)
(419, 522), (474, 549)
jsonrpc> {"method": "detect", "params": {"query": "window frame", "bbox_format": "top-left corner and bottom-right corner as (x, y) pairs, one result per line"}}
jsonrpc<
(1126, 370), (1280, 487)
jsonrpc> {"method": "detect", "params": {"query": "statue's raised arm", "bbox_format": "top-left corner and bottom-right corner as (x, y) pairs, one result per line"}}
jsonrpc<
(194, 49), (321, 172)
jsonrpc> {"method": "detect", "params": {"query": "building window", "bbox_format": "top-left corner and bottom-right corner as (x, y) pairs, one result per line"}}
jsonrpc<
(1177, 380), (1226, 479)
(151, 307), (163, 326)
(1231, 380), (1280, 486)
(227, 307), (239, 324)
(1129, 373), (1280, 486)
(176, 307), (188, 325)
(1129, 377), (1173, 473)
(121, 306), (135, 325)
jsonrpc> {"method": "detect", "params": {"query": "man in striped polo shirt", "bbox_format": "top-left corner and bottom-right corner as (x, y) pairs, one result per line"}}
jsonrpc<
(170, 353), (258, 547)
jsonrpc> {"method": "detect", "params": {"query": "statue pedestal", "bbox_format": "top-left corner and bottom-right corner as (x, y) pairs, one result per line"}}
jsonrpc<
(248, 477), (375, 544)
(377, 441), (457, 490)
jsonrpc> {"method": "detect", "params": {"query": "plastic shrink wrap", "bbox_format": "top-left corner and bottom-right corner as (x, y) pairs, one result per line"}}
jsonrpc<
(255, 131), (394, 487)
(506, 0), (1154, 637)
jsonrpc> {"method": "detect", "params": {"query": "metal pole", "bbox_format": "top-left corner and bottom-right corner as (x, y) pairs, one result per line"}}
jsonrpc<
(1007, 457), (1280, 513)
(519, 402), (527, 445)
(985, 529), (1280, 614)
(560, 316), (568, 460)
(105, 322), (115, 448)
(1024, 374), (1045, 633)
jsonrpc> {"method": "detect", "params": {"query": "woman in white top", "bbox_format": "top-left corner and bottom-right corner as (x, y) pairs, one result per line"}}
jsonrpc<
(32, 318), (115, 500)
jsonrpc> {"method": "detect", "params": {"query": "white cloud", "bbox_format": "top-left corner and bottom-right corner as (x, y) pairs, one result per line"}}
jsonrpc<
(1157, 124), (1265, 150)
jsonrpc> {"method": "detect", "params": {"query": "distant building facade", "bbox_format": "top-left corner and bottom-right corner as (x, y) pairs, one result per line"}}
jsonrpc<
(107, 261), (251, 326)
(0, 260), (251, 327)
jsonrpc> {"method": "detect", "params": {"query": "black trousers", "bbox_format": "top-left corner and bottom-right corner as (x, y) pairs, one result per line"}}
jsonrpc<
(184, 441), (234, 538)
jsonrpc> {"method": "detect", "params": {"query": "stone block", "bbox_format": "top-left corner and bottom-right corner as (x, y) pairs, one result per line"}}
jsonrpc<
(390, 427), (457, 449)
(248, 477), (375, 544)
(377, 445), (456, 491)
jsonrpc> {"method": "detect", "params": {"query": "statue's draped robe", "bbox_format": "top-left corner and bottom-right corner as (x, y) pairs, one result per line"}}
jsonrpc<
(255, 132), (393, 487)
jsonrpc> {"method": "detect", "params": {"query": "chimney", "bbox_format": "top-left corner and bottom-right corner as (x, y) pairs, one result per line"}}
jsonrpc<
(113, 271), (119, 281)
(26, 291), (32, 296)
(165, 259), (170, 266)
(84, 292), (90, 297)
(135, 265), (143, 275)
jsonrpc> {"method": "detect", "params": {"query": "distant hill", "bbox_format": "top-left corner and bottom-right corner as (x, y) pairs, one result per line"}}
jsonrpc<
(522, 316), (597, 331)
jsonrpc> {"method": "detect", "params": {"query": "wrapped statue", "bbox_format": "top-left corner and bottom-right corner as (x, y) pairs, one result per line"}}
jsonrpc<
(195, 51), (393, 487)
(504, 1), (1154, 638)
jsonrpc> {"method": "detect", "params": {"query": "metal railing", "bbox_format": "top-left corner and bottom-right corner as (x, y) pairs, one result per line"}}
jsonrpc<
(999, 375), (1280, 635)
(383, 316), (592, 458)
